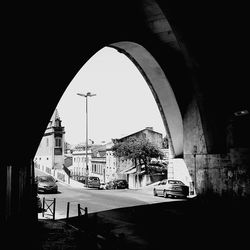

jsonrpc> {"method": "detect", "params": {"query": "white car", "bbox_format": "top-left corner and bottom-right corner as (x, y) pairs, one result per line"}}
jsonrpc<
(153, 179), (189, 198)
(99, 182), (107, 190)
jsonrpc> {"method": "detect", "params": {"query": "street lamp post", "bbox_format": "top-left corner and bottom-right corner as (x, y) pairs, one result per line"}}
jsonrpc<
(77, 92), (96, 186)
(193, 145), (197, 195)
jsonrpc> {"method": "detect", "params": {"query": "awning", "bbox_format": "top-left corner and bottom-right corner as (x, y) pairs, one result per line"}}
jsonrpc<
(120, 166), (135, 174)
(124, 168), (136, 174)
(123, 168), (146, 175)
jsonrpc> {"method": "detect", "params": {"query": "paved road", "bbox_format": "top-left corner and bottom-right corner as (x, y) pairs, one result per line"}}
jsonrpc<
(35, 169), (185, 220)
(34, 169), (250, 249)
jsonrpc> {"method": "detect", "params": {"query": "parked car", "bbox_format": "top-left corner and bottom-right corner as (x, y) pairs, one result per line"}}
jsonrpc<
(106, 179), (128, 189)
(36, 175), (58, 194)
(77, 176), (86, 184)
(105, 180), (114, 189)
(87, 176), (101, 189)
(153, 179), (189, 198)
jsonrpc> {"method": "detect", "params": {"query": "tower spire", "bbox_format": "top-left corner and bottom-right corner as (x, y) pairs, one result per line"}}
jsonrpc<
(49, 108), (61, 127)
(54, 108), (60, 120)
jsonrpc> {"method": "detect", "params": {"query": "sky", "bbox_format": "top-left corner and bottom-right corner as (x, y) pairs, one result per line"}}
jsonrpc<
(56, 47), (166, 146)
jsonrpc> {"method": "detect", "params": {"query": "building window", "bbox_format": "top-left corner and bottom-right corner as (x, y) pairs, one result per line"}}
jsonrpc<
(46, 138), (49, 147)
(55, 138), (61, 147)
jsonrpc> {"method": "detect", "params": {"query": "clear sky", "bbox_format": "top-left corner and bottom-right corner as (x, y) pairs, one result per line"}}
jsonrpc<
(56, 47), (166, 146)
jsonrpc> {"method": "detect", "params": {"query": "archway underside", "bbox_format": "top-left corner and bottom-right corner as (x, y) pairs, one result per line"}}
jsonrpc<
(2, 3), (249, 224)
(109, 41), (184, 158)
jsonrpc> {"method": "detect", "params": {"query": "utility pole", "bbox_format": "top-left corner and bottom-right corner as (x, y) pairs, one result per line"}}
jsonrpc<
(77, 92), (96, 186)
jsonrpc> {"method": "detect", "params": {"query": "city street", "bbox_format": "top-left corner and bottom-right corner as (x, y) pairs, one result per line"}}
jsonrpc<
(35, 169), (250, 249)
(35, 169), (185, 220)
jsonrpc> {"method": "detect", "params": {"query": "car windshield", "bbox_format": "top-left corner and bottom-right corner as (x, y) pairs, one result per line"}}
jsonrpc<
(38, 176), (55, 182)
(89, 177), (99, 181)
(168, 180), (184, 185)
(117, 180), (126, 183)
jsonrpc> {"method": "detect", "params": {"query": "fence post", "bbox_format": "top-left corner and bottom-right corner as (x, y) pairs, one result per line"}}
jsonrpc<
(78, 204), (81, 217)
(85, 207), (88, 219)
(66, 202), (70, 220)
(42, 197), (45, 217)
(53, 198), (56, 220)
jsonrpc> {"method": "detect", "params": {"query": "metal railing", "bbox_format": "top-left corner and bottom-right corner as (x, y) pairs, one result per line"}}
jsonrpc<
(64, 203), (126, 249)
(65, 202), (88, 220)
(78, 204), (88, 218)
(42, 197), (56, 220)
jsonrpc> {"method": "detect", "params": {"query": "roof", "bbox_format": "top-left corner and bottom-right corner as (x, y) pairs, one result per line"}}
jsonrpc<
(72, 150), (91, 155)
(92, 150), (106, 158)
(91, 158), (106, 163)
(115, 127), (162, 141)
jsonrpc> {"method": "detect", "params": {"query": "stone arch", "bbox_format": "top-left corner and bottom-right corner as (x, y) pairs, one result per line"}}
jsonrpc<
(109, 41), (183, 158)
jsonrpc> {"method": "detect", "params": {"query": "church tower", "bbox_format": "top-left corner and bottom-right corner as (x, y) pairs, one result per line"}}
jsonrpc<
(34, 109), (65, 174)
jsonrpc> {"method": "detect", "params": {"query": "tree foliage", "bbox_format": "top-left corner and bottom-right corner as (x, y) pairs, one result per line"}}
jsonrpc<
(112, 137), (165, 174)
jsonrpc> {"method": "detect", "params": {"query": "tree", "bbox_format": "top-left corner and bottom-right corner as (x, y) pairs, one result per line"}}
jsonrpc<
(111, 137), (165, 174)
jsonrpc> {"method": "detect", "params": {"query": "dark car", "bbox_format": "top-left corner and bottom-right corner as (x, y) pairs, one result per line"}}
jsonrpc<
(36, 175), (58, 194)
(87, 176), (101, 189)
(106, 179), (128, 189)
(153, 179), (189, 198)
(77, 176), (101, 188)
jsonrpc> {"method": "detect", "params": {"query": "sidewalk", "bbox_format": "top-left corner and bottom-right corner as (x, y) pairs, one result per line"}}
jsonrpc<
(37, 219), (81, 250)
(36, 196), (250, 250)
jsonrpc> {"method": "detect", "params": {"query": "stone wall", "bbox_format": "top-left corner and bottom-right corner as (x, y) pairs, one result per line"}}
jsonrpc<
(184, 148), (250, 197)
(183, 94), (250, 197)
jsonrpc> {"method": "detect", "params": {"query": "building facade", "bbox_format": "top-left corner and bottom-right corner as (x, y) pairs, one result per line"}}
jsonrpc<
(69, 142), (118, 183)
(105, 142), (117, 182)
(91, 149), (106, 182)
(114, 127), (167, 188)
(115, 127), (163, 148)
(71, 149), (92, 180)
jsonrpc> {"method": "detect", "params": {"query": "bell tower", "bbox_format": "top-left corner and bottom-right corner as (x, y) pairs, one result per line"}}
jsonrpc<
(52, 109), (65, 170)
(34, 109), (65, 173)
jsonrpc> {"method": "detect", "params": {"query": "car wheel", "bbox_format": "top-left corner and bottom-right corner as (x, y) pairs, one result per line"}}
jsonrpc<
(163, 190), (168, 198)
(153, 189), (157, 196)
